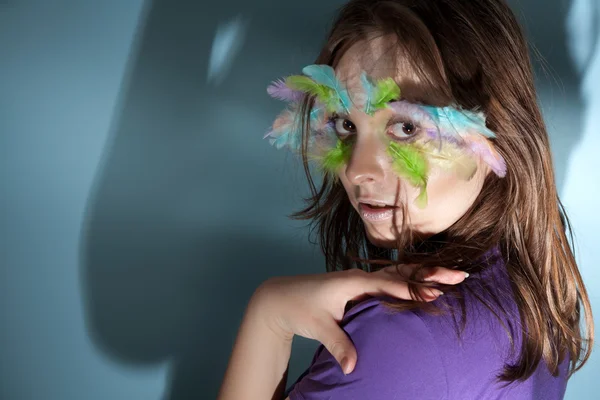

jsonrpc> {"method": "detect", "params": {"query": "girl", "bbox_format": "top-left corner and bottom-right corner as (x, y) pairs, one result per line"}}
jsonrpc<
(217, 0), (594, 399)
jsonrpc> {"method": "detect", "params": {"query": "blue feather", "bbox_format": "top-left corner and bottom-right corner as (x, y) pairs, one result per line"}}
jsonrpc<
(266, 104), (327, 152)
(360, 72), (375, 115)
(270, 127), (302, 151)
(269, 131), (289, 149)
(421, 106), (496, 138)
(302, 65), (351, 113)
(310, 104), (324, 120)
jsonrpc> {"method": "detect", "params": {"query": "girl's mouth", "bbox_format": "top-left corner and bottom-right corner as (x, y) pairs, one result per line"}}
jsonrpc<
(359, 203), (397, 221)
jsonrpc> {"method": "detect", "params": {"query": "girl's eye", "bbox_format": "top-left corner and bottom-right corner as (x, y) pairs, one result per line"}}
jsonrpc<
(333, 118), (356, 137)
(389, 121), (419, 139)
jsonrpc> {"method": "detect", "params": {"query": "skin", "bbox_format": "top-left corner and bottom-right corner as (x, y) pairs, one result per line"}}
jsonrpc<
(333, 36), (491, 248)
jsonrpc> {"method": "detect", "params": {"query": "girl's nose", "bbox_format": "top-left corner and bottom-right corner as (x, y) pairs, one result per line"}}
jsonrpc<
(344, 134), (387, 186)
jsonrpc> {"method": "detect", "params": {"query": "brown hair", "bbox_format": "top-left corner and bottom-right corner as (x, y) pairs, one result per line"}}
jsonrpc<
(289, 0), (593, 385)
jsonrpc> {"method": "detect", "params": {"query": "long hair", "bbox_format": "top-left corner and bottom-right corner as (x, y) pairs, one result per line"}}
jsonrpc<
(288, 0), (593, 384)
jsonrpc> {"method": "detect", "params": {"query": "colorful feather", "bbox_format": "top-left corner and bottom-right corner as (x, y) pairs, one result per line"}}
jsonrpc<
(302, 65), (352, 113)
(267, 78), (305, 102)
(425, 128), (465, 147)
(264, 109), (292, 139)
(263, 108), (303, 150)
(309, 108), (333, 137)
(360, 72), (376, 115)
(308, 100), (328, 122)
(387, 142), (429, 208)
(462, 134), (507, 177)
(371, 78), (401, 111)
(286, 75), (340, 113)
(419, 140), (478, 180)
(422, 106), (496, 139)
(424, 127), (506, 178)
(285, 75), (331, 99)
(315, 138), (352, 178)
(389, 101), (436, 127)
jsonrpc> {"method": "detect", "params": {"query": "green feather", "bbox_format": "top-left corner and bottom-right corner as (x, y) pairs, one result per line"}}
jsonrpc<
(387, 142), (429, 208)
(414, 186), (428, 209)
(371, 78), (401, 110)
(360, 72), (376, 115)
(419, 141), (478, 180)
(387, 142), (428, 186)
(286, 76), (339, 113)
(318, 139), (352, 177)
(302, 65), (352, 113)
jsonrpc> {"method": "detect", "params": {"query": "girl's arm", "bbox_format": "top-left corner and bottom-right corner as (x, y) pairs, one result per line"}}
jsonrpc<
(217, 294), (293, 400)
(217, 268), (463, 399)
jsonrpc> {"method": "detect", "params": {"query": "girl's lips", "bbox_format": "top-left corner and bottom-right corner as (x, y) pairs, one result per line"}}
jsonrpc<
(359, 202), (397, 222)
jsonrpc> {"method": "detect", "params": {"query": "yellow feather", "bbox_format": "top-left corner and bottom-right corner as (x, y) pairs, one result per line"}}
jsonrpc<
(419, 141), (478, 180)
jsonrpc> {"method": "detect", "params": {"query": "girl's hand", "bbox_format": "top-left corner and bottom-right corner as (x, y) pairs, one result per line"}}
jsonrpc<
(251, 265), (467, 374)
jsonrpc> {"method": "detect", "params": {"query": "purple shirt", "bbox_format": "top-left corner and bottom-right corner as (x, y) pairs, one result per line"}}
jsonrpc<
(286, 247), (569, 399)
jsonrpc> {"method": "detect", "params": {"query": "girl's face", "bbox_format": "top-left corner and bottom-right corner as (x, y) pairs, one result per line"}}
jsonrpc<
(334, 37), (490, 248)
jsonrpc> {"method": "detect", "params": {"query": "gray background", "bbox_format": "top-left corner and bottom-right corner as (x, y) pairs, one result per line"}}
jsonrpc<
(1, 0), (598, 399)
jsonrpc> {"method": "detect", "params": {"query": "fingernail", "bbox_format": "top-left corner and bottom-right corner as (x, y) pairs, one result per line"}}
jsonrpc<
(434, 289), (444, 296)
(341, 357), (350, 374)
(464, 272), (470, 279)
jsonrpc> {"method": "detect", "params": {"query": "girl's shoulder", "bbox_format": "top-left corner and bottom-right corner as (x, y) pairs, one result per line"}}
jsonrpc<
(288, 295), (448, 399)
(342, 294), (567, 399)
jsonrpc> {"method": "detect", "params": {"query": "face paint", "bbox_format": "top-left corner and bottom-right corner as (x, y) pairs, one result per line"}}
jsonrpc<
(265, 64), (506, 207)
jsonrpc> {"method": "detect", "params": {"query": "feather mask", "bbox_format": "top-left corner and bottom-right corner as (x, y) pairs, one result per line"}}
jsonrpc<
(265, 67), (507, 207)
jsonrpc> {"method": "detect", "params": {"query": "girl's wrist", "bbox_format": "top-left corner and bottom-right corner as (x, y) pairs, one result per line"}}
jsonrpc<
(249, 282), (295, 343)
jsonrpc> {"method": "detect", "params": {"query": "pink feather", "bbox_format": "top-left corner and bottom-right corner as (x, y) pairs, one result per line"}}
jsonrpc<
(462, 135), (507, 177)
(264, 109), (294, 138)
(267, 79), (305, 102)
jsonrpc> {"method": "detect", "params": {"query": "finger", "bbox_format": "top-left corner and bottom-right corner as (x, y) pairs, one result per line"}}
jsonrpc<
(315, 318), (357, 375)
(422, 266), (468, 284)
(378, 263), (417, 279)
(387, 279), (443, 301)
(347, 269), (413, 300)
(418, 286), (445, 301)
(377, 264), (467, 284)
(351, 270), (443, 302)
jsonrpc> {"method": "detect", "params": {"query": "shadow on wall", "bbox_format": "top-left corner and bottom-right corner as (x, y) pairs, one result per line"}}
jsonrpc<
(79, 0), (335, 398)
(506, 0), (586, 192)
(79, 0), (590, 399)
